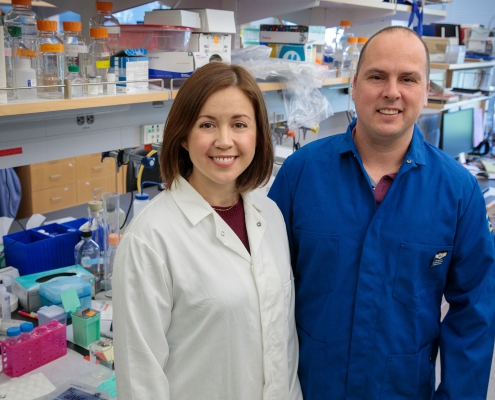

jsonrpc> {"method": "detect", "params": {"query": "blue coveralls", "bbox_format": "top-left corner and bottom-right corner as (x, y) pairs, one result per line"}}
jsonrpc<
(268, 121), (495, 399)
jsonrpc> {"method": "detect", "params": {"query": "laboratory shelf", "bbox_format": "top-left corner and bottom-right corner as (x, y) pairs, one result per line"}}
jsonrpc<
(430, 61), (495, 71)
(425, 95), (492, 111)
(0, 90), (170, 117)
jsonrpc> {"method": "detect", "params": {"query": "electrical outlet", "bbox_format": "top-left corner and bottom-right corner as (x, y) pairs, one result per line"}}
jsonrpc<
(76, 116), (85, 126)
(141, 123), (164, 144)
(86, 115), (94, 124)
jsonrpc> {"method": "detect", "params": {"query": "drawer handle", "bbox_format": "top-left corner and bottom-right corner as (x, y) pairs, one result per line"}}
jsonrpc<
(93, 187), (104, 191)
(50, 174), (62, 179)
(51, 196), (62, 201)
(92, 166), (103, 171)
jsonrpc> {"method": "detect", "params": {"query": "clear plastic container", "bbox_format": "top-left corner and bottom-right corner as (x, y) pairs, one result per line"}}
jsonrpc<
(341, 37), (360, 78)
(119, 24), (192, 52)
(332, 20), (353, 73)
(3, 0), (38, 56)
(133, 192), (149, 218)
(66, 65), (84, 98)
(0, 285), (10, 319)
(104, 232), (119, 297)
(89, 1), (120, 52)
(62, 21), (88, 78)
(19, 321), (33, 341)
(36, 20), (64, 99)
(86, 27), (111, 93)
(6, 326), (21, 345)
(0, 16), (8, 104)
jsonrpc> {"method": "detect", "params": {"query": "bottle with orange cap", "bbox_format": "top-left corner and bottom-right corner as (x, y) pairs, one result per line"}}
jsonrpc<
(86, 27), (112, 94)
(62, 21), (87, 78)
(89, 1), (120, 53)
(341, 36), (360, 78)
(332, 20), (353, 73)
(357, 37), (368, 53)
(36, 20), (64, 99)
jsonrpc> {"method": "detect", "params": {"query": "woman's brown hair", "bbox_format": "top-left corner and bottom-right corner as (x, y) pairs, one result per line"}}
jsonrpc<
(160, 62), (273, 192)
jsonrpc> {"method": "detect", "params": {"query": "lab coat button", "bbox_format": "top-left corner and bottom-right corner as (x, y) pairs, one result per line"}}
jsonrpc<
(221, 231), (225, 236)
(257, 222), (261, 227)
(406, 159), (412, 164)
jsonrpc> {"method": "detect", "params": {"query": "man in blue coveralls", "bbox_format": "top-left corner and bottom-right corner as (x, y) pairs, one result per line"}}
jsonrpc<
(268, 26), (495, 399)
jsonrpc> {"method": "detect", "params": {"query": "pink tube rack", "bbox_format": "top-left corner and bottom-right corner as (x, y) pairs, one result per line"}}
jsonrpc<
(0, 320), (67, 377)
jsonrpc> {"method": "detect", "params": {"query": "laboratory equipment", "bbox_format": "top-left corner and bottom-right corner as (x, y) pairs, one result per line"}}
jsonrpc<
(107, 72), (116, 95)
(10, 25), (37, 100)
(86, 27), (112, 93)
(89, 1), (120, 52)
(75, 230), (101, 293)
(46, 380), (109, 400)
(332, 20), (353, 73)
(88, 75), (98, 96)
(103, 233), (118, 297)
(440, 108), (475, 158)
(0, 285), (11, 319)
(89, 338), (114, 380)
(133, 192), (150, 217)
(357, 37), (367, 52)
(7, 326), (21, 345)
(72, 307), (101, 348)
(36, 20), (64, 99)
(37, 305), (66, 326)
(19, 321), (33, 341)
(1, 19), (13, 103)
(1, 320), (67, 377)
(38, 276), (92, 317)
(66, 65), (84, 98)
(341, 37), (360, 78)
(62, 21), (87, 77)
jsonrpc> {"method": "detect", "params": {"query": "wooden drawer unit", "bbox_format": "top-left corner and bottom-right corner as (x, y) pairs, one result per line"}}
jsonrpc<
(15, 153), (124, 219)
(77, 175), (117, 204)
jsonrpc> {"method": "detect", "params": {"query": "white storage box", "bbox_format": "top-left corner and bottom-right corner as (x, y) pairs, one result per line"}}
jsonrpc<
(188, 33), (231, 63)
(148, 51), (194, 80)
(260, 25), (309, 44)
(144, 9), (201, 29)
(188, 9), (236, 34)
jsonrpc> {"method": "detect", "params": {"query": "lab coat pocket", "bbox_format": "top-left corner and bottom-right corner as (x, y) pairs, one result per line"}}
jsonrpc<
(293, 229), (339, 295)
(380, 342), (435, 400)
(393, 242), (453, 311)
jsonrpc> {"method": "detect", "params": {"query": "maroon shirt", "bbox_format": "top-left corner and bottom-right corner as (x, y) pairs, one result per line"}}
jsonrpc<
(212, 198), (250, 253)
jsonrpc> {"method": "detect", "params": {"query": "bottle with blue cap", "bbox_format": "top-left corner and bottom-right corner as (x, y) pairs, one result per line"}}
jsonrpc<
(20, 322), (34, 341)
(133, 192), (149, 218)
(7, 326), (21, 346)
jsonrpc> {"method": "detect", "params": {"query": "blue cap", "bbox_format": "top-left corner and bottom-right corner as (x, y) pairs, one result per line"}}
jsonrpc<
(20, 322), (34, 332)
(135, 193), (149, 201)
(7, 326), (21, 337)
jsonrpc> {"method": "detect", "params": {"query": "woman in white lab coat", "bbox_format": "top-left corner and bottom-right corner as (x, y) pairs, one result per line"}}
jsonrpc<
(112, 62), (302, 400)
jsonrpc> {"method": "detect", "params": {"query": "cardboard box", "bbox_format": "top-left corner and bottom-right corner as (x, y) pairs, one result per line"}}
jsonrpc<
(13, 265), (95, 312)
(188, 9), (236, 34)
(144, 9), (201, 29)
(111, 48), (149, 93)
(188, 33), (231, 63)
(266, 43), (315, 62)
(260, 25), (309, 44)
(148, 51), (194, 80)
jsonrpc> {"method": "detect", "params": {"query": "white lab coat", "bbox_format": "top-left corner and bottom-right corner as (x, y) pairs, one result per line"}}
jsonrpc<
(113, 176), (302, 400)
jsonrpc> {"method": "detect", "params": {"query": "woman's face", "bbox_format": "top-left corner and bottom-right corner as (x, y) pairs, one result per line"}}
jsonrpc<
(182, 86), (257, 195)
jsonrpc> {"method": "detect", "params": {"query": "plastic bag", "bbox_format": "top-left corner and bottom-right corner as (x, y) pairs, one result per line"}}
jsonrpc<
(232, 47), (334, 131)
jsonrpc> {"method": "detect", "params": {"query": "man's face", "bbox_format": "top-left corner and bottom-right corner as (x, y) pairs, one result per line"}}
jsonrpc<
(352, 31), (430, 144)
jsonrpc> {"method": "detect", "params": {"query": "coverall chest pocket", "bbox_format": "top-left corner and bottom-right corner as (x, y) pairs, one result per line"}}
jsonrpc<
(293, 229), (339, 295)
(393, 242), (453, 311)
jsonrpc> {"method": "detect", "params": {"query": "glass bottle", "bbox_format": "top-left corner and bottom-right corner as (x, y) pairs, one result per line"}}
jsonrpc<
(88, 200), (105, 286)
(332, 20), (353, 73)
(6, 326), (21, 346)
(86, 27), (111, 93)
(36, 20), (64, 99)
(19, 321), (33, 341)
(62, 21), (87, 79)
(89, 1), (120, 53)
(66, 65), (84, 98)
(4, 26), (17, 101)
(341, 37), (360, 78)
(0, 14), (8, 103)
(104, 232), (119, 297)
(3, 0), (38, 57)
(74, 229), (101, 295)
(357, 37), (368, 53)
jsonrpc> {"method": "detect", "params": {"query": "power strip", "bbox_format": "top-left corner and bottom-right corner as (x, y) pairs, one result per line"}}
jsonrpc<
(141, 123), (165, 144)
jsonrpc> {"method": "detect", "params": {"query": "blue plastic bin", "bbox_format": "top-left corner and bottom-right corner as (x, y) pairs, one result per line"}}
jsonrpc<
(3, 224), (80, 276)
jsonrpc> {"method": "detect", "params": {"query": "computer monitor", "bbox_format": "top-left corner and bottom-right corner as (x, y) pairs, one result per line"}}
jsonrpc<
(440, 108), (474, 158)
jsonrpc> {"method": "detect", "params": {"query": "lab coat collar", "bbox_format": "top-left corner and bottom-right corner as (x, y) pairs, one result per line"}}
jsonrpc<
(169, 176), (266, 262)
(339, 119), (427, 167)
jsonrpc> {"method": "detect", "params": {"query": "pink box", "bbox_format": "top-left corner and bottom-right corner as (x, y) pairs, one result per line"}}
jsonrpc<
(0, 320), (67, 377)
(120, 24), (192, 52)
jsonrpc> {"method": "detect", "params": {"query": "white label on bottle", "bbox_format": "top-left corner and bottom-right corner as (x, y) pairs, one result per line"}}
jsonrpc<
(65, 44), (88, 55)
(82, 256), (100, 268)
(101, 52), (111, 57)
(27, 79), (37, 87)
(106, 26), (120, 34)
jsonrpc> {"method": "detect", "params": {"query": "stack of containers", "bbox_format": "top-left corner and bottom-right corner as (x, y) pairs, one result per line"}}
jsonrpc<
(259, 24), (314, 63)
